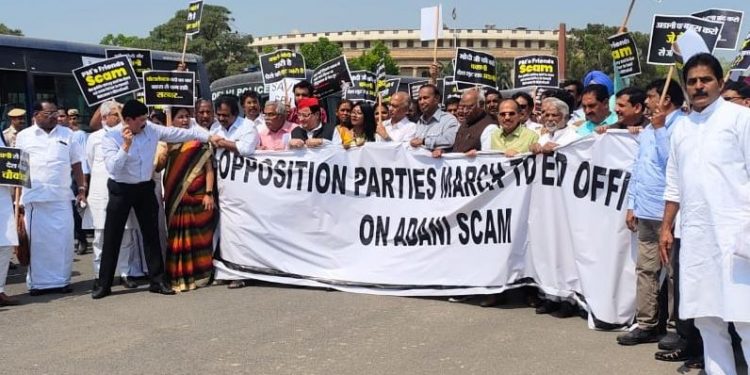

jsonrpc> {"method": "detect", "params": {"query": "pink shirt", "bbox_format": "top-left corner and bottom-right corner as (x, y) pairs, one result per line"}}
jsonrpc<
(257, 121), (297, 151)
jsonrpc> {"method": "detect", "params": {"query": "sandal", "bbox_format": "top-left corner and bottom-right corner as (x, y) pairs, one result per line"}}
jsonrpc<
(654, 348), (689, 362)
(684, 357), (704, 369)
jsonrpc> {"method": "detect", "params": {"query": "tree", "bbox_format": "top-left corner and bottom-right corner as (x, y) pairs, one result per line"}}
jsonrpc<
(299, 37), (342, 69)
(0, 23), (23, 36)
(99, 5), (256, 81)
(347, 41), (399, 74)
(553, 24), (669, 88)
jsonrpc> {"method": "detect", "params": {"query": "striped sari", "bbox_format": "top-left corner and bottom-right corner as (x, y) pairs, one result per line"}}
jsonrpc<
(163, 140), (216, 292)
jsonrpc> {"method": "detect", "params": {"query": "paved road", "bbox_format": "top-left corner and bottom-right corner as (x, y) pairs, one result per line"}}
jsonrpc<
(1, 253), (696, 375)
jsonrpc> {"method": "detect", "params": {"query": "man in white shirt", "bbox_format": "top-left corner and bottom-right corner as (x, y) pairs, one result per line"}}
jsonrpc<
(241, 90), (264, 127)
(86, 101), (146, 290)
(0, 132), (19, 306)
(660, 53), (750, 374)
(512, 91), (543, 135)
(209, 95), (259, 157)
(93, 100), (208, 299)
(375, 92), (416, 142)
(530, 98), (579, 154)
(16, 100), (87, 295)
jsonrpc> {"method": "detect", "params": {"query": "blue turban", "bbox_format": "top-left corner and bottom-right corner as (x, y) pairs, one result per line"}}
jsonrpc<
(583, 71), (614, 96)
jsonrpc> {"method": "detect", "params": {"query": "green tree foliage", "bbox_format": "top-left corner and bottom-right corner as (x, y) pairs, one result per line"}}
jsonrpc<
(299, 37), (343, 69)
(99, 5), (256, 81)
(0, 23), (23, 36)
(347, 41), (399, 74)
(554, 24), (669, 88)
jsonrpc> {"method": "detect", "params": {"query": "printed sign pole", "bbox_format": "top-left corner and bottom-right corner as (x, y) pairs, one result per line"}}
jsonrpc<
(433, 5), (440, 64)
(619, 0), (636, 33)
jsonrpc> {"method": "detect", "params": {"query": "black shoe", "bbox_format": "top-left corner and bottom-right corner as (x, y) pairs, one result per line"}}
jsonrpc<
(479, 294), (502, 307)
(654, 347), (691, 362)
(149, 282), (176, 295)
(75, 240), (88, 255)
(657, 332), (683, 351)
(120, 276), (138, 289)
(617, 328), (662, 346)
(8, 262), (17, 270)
(92, 279), (100, 290)
(91, 286), (111, 299)
(535, 300), (559, 314)
(58, 285), (73, 294)
(552, 301), (576, 318)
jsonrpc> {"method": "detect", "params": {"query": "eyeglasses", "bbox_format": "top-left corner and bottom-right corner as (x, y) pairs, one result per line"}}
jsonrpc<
(297, 111), (314, 119)
(498, 111), (517, 117)
(36, 110), (57, 116)
(517, 104), (528, 110)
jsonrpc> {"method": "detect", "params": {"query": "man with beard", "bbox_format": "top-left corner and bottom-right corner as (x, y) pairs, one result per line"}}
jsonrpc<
(660, 53), (750, 374)
(452, 88), (496, 153)
(561, 79), (585, 123)
(595, 87), (648, 134)
(577, 84), (618, 136)
(375, 92), (416, 143)
(410, 84), (459, 158)
(16, 100), (87, 295)
(257, 101), (296, 150)
(530, 97), (579, 155)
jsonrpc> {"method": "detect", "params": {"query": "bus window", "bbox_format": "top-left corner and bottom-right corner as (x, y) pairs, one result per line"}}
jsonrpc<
(0, 69), (27, 131)
(33, 74), (92, 130)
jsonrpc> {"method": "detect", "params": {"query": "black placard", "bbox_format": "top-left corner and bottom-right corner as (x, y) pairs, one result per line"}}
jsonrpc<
(408, 80), (430, 101)
(0, 147), (30, 188)
(311, 55), (352, 99)
(143, 71), (196, 107)
(440, 76), (462, 104)
(72, 55), (141, 106)
(730, 32), (750, 72)
(647, 15), (724, 65)
(105, 49), (153, 76)
(185, 0), (204, 35)
(345, 70), (377, 103)
(259, 49), (306, 85)
(513, 55), (559, 88)
(377, 78), (401, 103)
(692, 8), (744, 50)
(608, 32), (642, 78)
(453, 48), (497, 88)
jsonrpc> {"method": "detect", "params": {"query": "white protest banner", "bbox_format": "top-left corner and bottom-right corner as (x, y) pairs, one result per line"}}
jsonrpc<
(214, 134), (638, 326)
(267, 78), (300, 108)
(420, 5), (443, 41)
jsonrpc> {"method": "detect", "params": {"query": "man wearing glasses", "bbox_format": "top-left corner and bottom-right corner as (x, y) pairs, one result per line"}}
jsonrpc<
(721, 81), (750, 108)
(257, 101), (297, 151)
(15, 100), (87, 295)
(289, 97), (341, 148)
(512, 92), (543, 135)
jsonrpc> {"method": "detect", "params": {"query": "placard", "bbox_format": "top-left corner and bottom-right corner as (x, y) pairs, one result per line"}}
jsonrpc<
(647, 15), (724, 65)
(692, 8), (744, 50)
(344, 70), (377, 103)
(105, 49), (153, 76)
(729, 32), (750, 72)
(608, 32), (641, 78)
(513, 55), (559, 88)
(454, 48), (497, 88)
(311, 55), (352, 99)
(72, 55), (141, 106)
(259, 49), (306, 85)
(185, 0), (204, 35)
(0, 147), (30, 188)
(142, 70), (196, 107)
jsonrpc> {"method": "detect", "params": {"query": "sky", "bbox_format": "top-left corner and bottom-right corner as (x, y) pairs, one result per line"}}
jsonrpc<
(0, 0), (748, 53)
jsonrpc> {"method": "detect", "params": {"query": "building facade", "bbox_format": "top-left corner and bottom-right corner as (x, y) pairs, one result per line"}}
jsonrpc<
(251, 28), (559, 77)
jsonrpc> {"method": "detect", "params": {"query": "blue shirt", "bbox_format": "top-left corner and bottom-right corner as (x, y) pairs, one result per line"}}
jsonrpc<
(415, 108), (459, 150)
(628, 110), (683, 220)
(577, 111), (618, 136)
(102, 122), (208, 184)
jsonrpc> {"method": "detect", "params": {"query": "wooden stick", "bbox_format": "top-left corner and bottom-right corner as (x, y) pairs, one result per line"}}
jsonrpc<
(166, 106), (172, 127)
(619, 0), (636, 34)
(283, 79), (289, 109)
(659, 65), (674, 107)
(181, 33), (189, 64)
(433, 5), (440, 64)
(377, 93), (383, 126)
(13, 187), (20, 223)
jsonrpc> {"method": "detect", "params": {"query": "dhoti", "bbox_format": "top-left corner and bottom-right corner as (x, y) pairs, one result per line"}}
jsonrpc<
(25, 201), (74, 290)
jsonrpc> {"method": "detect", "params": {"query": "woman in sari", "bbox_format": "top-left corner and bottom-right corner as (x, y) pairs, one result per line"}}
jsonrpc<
(158, 107), (216, 292)
(341, 101), (376, 148)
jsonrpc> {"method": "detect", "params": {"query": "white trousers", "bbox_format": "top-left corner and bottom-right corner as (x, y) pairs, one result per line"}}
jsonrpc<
(695, 317), (750, 375)
(92, 228), (146, 278)
(25, 201), (73, 290)
(0, 245), (12, 293)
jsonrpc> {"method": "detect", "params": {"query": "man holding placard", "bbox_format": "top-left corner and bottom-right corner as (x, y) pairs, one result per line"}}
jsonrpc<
(0, 132), (19, 306)
(16, 100), (87, 295)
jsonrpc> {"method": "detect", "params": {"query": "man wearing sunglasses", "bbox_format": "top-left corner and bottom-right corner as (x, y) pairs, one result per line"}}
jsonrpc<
(721, 81), (750, 108)
(512, 92), (543, 135)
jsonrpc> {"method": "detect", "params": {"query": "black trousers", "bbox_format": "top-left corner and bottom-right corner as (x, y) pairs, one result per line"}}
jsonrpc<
(672, 239), (703, 355)
(98, 179), (164, 289)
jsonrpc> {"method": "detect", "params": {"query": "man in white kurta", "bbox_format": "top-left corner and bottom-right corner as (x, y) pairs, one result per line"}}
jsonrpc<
(0, 133), (19, 306)
(15, 101), (86, 294)
(85, 101), (146, 287)
(661, 53), (750, 375)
